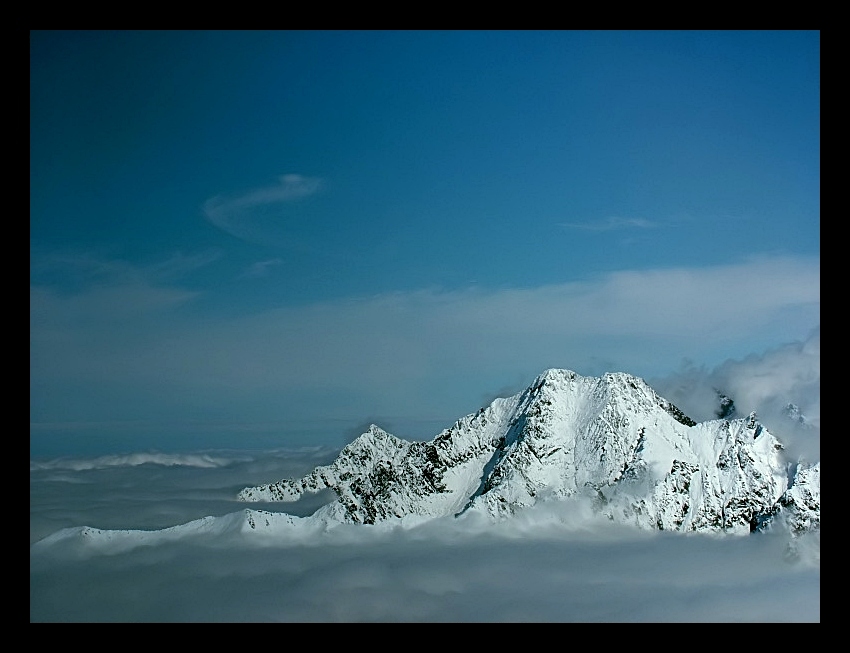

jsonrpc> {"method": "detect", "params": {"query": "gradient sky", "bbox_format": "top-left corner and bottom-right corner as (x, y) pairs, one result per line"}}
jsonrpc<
(30, 30), (820, 457)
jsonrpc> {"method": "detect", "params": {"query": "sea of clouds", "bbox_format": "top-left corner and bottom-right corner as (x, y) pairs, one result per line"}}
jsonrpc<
(31, 444), (819, 622)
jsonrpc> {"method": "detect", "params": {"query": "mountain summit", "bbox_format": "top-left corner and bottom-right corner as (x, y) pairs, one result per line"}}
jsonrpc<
(239, 369), (819, 535)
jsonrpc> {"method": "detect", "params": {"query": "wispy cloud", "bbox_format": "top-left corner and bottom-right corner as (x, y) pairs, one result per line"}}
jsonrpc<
(241, 258), (284, 278)
(144, 250), (224, 280)
(651, 327), (820, 463)
(559, 216), (660, 231)
(30, 249), (221, 288)
(203, 174), (323, 244)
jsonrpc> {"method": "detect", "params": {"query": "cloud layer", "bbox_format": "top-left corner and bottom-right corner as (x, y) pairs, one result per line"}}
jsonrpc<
(202, 174), (323, 244)
(30, 252), (819, 449)
(30, 446), (820, 622)
(651, 327), (820, 463)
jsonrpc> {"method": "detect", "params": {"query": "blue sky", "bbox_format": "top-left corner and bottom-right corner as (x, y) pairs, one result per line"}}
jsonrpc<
(30, 31), (820, 457)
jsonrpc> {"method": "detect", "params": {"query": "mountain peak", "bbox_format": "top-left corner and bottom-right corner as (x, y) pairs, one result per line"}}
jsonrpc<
(239, 368), (819, 535)
(535, 368), (579, 383)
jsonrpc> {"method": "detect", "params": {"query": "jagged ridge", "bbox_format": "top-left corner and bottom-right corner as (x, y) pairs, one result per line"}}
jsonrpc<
(238, 368), (819, 535)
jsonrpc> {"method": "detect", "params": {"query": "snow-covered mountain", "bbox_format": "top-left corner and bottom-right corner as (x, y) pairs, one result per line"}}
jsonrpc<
(32, 368), (819, 557)
(239, 369), (819, 536)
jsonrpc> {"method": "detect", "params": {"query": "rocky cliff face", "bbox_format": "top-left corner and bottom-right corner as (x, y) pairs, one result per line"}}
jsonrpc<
(238, 369), (819, 536)
(754, 461), (820, 535)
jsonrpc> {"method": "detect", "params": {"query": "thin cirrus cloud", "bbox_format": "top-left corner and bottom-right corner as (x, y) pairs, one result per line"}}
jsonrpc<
(29, 250), (216, 326)
(241, 258), (284, 278)
(30, 249), (222, 288)
(559, 216), (660, 231)
(202, 174), (323, 244)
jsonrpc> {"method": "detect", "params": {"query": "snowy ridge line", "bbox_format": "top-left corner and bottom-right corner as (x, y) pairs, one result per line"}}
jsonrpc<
(240, 368), (819, 536)
(30, 508), (335, 554)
